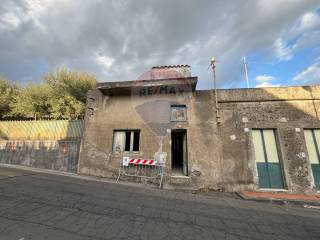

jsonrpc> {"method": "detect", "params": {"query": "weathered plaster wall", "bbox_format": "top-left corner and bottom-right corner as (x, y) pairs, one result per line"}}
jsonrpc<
(79, 88), (223, 188)
(217, 86), (320, 193)
(79, 85), (320, 193)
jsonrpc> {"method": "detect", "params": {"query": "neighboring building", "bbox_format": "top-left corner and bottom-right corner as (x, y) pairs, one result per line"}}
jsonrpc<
(78, 65), (320, 194)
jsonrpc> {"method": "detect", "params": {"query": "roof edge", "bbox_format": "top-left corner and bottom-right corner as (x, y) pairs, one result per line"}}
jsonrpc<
(97, 76), (198, 95)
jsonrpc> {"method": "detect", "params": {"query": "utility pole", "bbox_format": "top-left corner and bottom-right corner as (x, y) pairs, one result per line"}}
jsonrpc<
(243, 56), (250, 88)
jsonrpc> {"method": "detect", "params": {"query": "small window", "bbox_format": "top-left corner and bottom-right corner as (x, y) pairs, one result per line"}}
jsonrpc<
(171, 105), (187, 121)
(113, 130), (140, 153)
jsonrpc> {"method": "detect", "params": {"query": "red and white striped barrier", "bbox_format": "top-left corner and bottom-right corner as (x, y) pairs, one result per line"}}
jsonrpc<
(118, 156), (165, 188)
(122, 157), (158, 166)
(129, 158), (156, 165)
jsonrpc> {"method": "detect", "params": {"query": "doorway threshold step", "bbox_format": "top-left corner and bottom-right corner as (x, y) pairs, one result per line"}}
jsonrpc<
(170, 175), (189, 178)
(170, 175), (191, 186)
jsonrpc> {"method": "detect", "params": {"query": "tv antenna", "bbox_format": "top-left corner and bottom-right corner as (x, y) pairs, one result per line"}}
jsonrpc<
(242, 56), (250, 88)
(208, 57), (220, 123)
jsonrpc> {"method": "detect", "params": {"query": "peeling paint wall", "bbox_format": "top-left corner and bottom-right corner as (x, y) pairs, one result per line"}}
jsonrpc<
(79, 85), (320, 194)
(0, 140), (80, 173)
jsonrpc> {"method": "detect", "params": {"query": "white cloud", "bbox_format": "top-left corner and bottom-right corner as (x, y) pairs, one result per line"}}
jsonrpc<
(0, 12), (21, 30)
(0, 0), (56, 31)
(299, 12), (320, 31)
(255, 82), (280, 88)
(273, 38), (294, 61)
(95, 55), (115, 69)
(273, 10), (320, 62)
(256, 74), (276, 83)
(293, 60), (320, 84)
(255, 74), (279, 88)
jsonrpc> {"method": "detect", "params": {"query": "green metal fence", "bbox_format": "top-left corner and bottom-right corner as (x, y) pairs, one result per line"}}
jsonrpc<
(0, 120), (84, 140)
(0, 120), (84, 173)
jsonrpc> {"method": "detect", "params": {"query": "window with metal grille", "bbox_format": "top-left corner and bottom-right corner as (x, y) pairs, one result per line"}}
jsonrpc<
(113, 130), (140, 153)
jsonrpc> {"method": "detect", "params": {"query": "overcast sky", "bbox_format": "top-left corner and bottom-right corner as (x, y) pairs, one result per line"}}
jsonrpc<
(0, 0), (319, 89)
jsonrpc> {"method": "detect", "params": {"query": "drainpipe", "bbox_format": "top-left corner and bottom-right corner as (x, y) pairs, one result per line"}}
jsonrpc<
(210, 57), (224, 190)
(210, 57), (220, 124)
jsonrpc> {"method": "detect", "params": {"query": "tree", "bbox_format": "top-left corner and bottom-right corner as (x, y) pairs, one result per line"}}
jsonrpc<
(0, 77), (17, 119)
(10, 84), (51, 120)
(44, 68), (97, 119)
(49, 95), (84, 120)
(2, 67), (97, 120)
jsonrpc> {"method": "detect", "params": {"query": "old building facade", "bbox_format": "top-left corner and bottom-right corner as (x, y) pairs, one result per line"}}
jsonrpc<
(79, 66), (320, 194)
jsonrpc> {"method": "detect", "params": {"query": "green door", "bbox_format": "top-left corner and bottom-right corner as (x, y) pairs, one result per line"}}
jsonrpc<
(252, 129), (284, 189)
(304, 129), (320, 190)
(311, 165), (320, 190)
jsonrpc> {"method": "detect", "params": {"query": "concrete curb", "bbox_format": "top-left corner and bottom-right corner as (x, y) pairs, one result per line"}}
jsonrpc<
(0, 164), (208, 194)
(0, 164), (227, 200)
(236, 192), (320, 208)
(0, 163), (161, 190)
(0, 164), (239, 200)
(2, 163), (319, 209)
(0, 163), (212, 195)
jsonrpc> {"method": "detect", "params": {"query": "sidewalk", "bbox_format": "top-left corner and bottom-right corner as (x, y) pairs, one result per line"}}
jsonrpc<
(238, 191), (320, 208)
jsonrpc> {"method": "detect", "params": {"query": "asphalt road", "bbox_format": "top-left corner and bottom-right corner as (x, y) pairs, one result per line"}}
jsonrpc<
(0, 167), (319, 240)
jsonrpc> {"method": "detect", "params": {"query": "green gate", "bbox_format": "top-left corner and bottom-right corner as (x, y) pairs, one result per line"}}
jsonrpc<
(311, 165), (320, 190)
(253, 129), (284, 189)
(304, 129), (320, 190)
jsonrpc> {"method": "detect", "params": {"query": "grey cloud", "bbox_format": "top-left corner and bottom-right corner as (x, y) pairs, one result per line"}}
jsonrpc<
(0, 0), (319, 88)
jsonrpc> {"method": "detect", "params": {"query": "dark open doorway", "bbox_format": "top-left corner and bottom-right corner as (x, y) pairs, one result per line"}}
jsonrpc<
(171, 129), (188, 176)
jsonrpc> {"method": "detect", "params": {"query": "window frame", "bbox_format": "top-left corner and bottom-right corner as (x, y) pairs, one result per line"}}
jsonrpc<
(252, 128), (282, 165)
(170, 104), (187, 122)
(112, 129), (140, 154)
(304, 128), (320, 164)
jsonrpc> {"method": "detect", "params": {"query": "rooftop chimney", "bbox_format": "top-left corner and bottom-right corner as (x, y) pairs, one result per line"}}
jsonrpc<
(139, 65), (191, 80)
